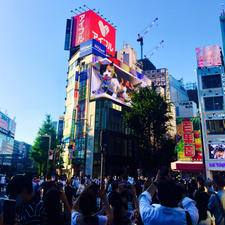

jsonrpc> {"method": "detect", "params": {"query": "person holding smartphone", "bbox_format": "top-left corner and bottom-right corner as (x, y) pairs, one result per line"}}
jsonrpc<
(72, 183), (113, 225)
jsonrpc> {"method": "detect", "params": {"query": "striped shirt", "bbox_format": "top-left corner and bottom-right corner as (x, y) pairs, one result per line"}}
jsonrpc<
(18, 198), (47, 225)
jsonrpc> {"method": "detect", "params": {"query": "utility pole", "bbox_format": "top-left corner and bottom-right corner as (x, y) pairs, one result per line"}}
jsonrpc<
(39, 134), (51, 179)
(100, 129), (104, 189)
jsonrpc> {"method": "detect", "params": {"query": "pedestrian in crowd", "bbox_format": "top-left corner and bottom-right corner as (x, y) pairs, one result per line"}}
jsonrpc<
(208, 174), (225, 225)
(76, 178), (86, 196)
(139, 170), (199, 225)
(41, 174), (55, 197)
(9, 175), (47, 225)
(196, 192), (215, 225)
(71, 184), (113, 225)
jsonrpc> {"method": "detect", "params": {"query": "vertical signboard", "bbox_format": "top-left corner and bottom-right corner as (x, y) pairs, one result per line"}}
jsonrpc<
(74, 70), (89, 161)
(175, 117), (202, 161)
(196, 45), (222, 68)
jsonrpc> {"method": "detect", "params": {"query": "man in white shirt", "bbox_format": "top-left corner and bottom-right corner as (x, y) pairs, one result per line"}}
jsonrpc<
(139, 171), (199, 225)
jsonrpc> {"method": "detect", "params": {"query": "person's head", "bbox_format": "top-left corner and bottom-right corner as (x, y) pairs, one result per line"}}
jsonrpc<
(79, 190), (97, 216)
(81, 178), (85, 185)
(213, 174), (225, 190)
(111, 181), (118, 191)
(7, 175), (33, 201)
(196, 176), (205, 189)
(157, 179), (183, 207)
(46, 174), (52, 181)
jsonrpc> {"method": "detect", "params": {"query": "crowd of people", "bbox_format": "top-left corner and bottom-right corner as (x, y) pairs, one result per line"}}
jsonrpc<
(0, 171), (224, 225)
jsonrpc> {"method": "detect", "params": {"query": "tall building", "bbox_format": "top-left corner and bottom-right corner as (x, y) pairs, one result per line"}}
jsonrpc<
(220, 10), (225, 54)
(0, 111), (16, 166)
(196, 45), (225, 178)
(57, 116), (64, 143)
(12, 140), (34, 172)
(63, 9), (153, 177)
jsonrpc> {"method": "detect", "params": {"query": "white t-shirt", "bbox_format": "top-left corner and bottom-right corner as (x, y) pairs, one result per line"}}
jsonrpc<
(198, 211), (215, 225)
(71, 211), (107, 225)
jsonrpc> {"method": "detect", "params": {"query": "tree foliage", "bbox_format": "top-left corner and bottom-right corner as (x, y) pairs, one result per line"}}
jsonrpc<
(30, 115), (57, 175)
(124, 86), (176, 174)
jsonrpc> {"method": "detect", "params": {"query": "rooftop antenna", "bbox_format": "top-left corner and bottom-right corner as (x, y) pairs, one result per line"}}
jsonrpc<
(79, 6), (86, 12)
(75, 8), (82, 14)
(83, 4), (91, 10)
(137, 17), (159, 60)
(70, 10), (78, 15)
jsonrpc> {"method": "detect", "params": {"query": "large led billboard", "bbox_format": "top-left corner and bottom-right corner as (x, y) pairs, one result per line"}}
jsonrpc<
(72, 10), (116, 56)
(196, 45), (222, 68)
(209, 144), (225, 159)
(175, 117), (202, 161)
(90, 58), (151, 106)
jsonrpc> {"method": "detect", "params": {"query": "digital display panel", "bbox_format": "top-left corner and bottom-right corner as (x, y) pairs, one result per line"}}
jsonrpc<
(196, 45), (222, 68)
(209, 144), (225, 159)
(90, 58), (151, 106)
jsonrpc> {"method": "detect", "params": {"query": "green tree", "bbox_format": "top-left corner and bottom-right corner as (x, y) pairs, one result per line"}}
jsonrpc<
(30, 114), (57, 176)
(124, 86), (175, 174)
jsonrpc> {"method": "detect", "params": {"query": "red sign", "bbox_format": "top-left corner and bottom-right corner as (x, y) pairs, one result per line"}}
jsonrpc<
(72, 10), (116, 56)
(182, 120), (195, 157)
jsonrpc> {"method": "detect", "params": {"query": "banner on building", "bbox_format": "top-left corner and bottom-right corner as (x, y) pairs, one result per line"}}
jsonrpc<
(71, 10), (116, 56)
(80, 39), (106, 58)
(175, 117), (202, 161)
(90, 58), (151, 106)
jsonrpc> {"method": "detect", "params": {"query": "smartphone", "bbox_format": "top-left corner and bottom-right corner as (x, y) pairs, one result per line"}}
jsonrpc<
(3, 199), (16, 225)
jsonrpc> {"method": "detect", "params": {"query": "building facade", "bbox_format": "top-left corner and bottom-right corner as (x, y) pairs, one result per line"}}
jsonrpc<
(12, 140), (34, 173)
(197, 63), (225, 178)
(0, 111), (16, 166)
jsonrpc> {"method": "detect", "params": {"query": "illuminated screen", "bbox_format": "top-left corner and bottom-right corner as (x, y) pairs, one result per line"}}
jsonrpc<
(90, 59), (151, 106)
(196, 45), (221, 68)
(209, 144), (225, 159)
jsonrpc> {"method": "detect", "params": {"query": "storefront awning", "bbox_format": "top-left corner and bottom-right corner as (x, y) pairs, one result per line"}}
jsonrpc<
(171, 161), (204, 172)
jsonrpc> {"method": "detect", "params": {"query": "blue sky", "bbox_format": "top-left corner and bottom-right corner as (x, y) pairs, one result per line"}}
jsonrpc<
(0, 0), (223, 144)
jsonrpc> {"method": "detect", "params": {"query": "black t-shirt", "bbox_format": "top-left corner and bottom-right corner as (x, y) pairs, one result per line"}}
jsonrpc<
(65, 185), (76, 206)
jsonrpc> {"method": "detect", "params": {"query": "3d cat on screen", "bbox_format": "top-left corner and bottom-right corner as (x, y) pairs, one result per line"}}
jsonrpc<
(91, 60), (143, 106)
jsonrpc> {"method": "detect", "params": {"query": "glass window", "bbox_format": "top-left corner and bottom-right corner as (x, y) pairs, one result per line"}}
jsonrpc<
(67, 89), (74, 99)
(202, 75), (222, 89)
(207, 120), (225, 135)
(204, 96), (224, 111)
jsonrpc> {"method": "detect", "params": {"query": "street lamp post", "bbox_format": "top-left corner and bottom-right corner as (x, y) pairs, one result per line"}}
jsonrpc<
(39, 134), (51, 179)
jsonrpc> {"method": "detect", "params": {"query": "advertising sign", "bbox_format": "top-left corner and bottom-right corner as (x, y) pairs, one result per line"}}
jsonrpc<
(196, 45), (222, 68)
(90, 58), (151, 106)
(72, 10), (116, 56)
(144, 69), (167, 87)
(80, 39), (106, 58)
(64, 19), (72, 50)
(175, 117), (202, 161)
(209, 144), (225, 159)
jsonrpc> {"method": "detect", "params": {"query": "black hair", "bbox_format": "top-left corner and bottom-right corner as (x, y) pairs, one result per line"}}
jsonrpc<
(195, 192), (210, 222)
(7, 175), (33, 197)
(214, 174), (225, 187)
(157, 179), (183, 207)
(79, 190), (97, 216)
